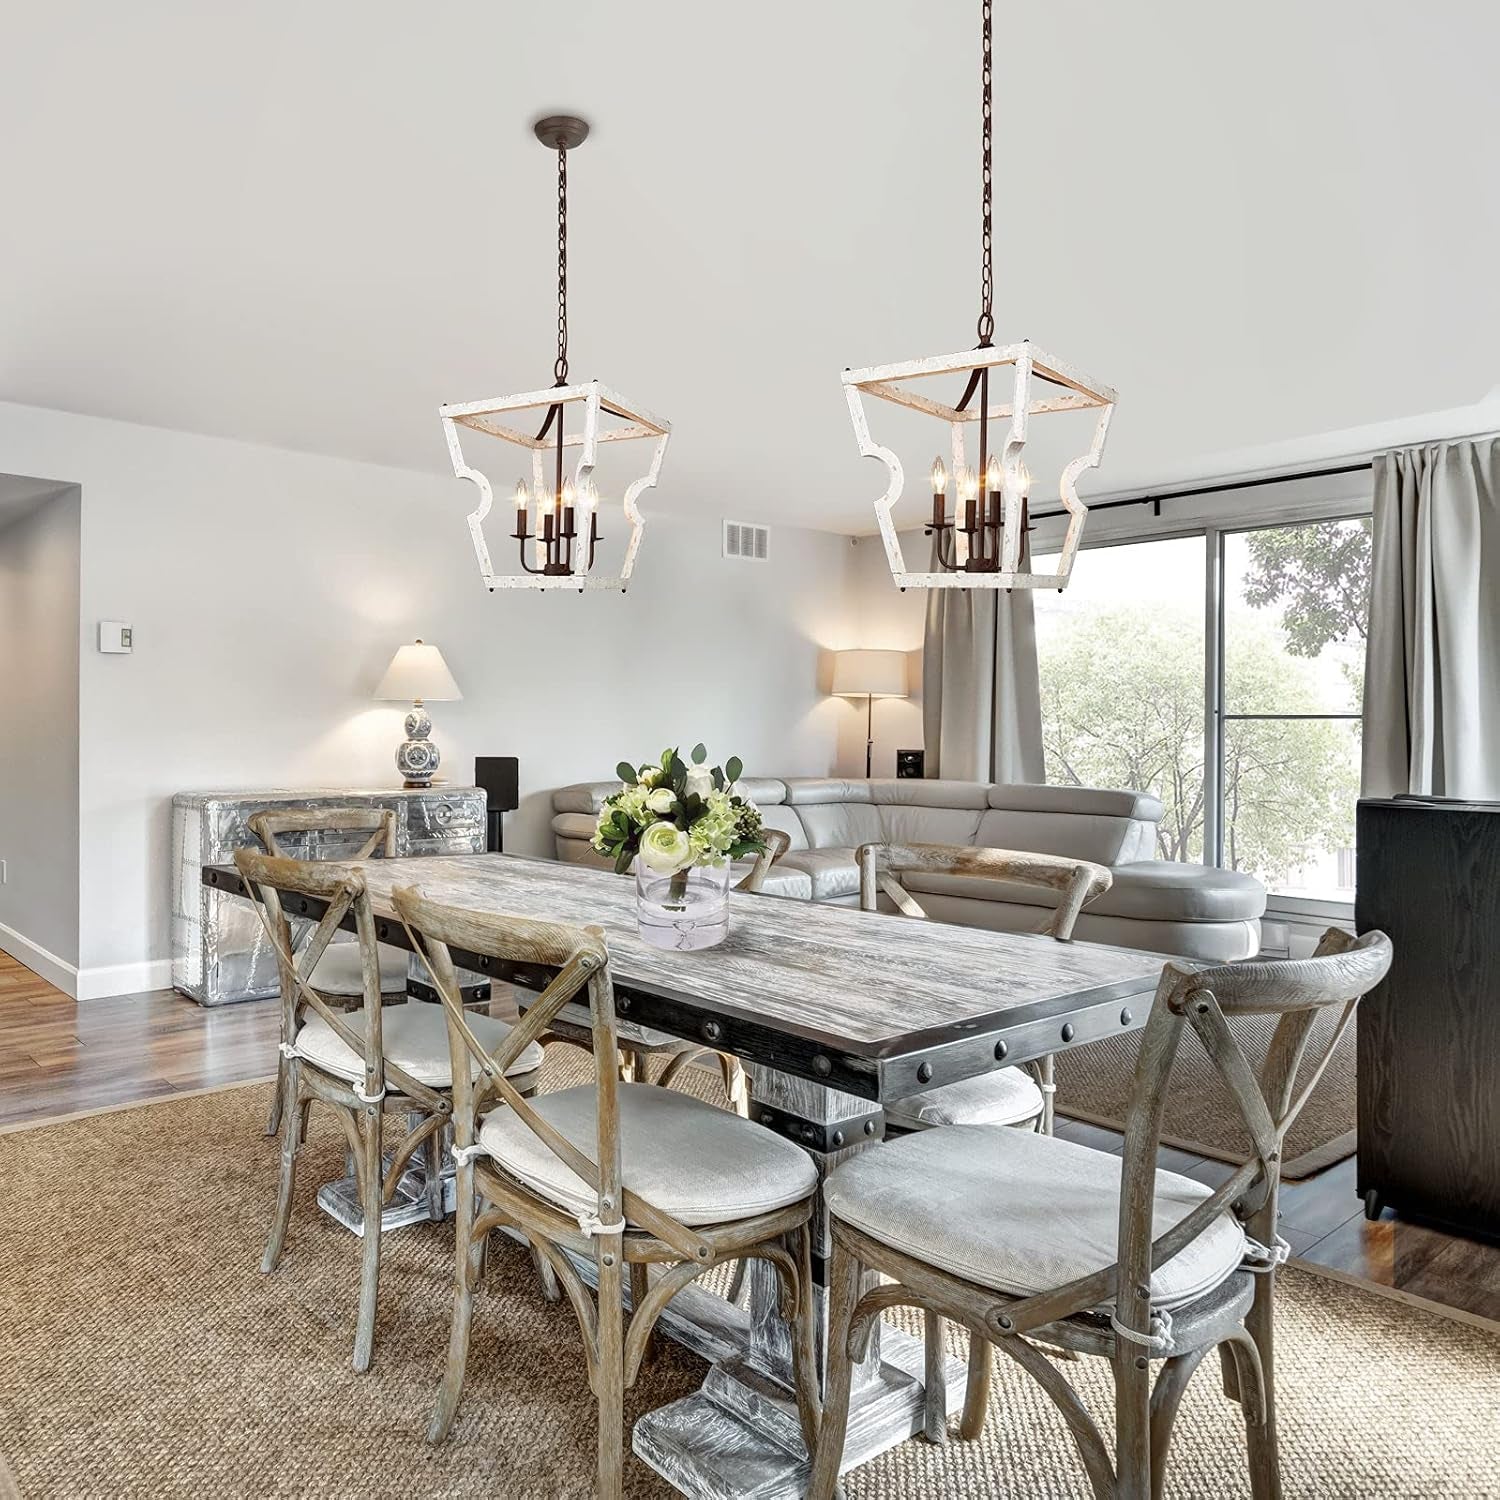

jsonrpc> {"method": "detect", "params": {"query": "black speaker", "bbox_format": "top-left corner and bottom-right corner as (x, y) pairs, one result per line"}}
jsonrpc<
(896, 749), (925, 779)
(474, 757), (519, 851)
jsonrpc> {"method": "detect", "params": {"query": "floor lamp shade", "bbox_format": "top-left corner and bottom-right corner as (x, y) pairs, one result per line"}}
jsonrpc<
(832, 649), (909, 700)
(832, 650), (909, 778)
(375, 639), (462, 786)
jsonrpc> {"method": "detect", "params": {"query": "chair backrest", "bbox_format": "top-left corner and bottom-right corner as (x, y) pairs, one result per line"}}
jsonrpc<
(857, 841), (1112, 941)
(390, 886), (716, 1262)
(735, 827), (792, 893)
(1108, 927), (1393, 1342)
(233, 845), (422, 1104)
(248, 806), (397, 862)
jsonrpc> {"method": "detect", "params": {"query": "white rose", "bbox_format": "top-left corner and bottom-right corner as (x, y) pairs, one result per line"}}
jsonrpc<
(728, 780), (751, 802)
(639, 820), (693, 875)
(684, 766), (714, 800)
(645, 787), (675, 814)
(638, 764), (663, 788)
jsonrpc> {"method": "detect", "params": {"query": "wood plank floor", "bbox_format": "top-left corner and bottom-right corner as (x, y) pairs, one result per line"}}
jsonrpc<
(3, 950), (1497, 1330)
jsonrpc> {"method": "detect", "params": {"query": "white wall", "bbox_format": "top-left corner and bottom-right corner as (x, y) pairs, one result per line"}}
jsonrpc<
(0, 486), (81, 980)
(0, 400), (856, 996)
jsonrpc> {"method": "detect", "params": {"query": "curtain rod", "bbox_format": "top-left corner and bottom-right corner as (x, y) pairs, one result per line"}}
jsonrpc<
(1028, 459), (1372, 525)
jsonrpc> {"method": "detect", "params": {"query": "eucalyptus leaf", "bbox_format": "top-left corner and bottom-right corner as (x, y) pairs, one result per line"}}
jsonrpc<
(725, 756), (743, 784)
(616, 761), (637, 785)
(691, 742), (707, 764)
(613, 845), (635, 875)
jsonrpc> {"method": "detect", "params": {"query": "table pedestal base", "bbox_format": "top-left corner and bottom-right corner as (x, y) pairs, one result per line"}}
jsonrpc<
(632, 1321), (964, 1500)
(315, 1117), (457, 1236)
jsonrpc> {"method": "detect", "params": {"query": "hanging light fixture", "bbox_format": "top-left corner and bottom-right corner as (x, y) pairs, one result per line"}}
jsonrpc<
(842, 1), (1117, 591)
(439, 115), (670, 592)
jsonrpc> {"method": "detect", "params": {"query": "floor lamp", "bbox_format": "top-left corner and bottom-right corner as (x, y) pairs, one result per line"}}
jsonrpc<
(832, 649), (909, 779)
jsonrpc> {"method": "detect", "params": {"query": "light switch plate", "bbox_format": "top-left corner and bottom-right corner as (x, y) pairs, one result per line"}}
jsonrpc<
(99, 621), (133, 653)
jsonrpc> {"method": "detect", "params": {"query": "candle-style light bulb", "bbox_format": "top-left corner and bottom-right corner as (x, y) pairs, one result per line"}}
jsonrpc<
(1014, 461), (1033, 497)
(930, 457), (948, 495)
(985, 455), (1001, 493)
(958, 466), (978, 501)
(561, 478), (576, 508)
(513, 480), (529, 509)
(579, 478), (598, 510)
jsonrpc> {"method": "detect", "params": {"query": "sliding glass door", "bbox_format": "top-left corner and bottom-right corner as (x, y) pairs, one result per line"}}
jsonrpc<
(1035, 511), (1372, 910)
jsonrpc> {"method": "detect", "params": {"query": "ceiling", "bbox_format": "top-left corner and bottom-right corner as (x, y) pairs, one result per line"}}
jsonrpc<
(0, 1), (1495, 533)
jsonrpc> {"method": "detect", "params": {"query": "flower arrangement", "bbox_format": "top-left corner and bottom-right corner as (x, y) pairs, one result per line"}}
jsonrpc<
(592, 745), (766, 893)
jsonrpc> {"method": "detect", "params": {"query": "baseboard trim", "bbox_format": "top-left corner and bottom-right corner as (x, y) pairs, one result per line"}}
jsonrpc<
(75, 958), (174, 1001)
(0, 920), (79, 997)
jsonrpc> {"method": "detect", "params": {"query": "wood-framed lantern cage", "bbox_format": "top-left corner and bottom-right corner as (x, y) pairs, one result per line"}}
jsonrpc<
(440, 380), (669, 593)
(843, 340), (1116, 591)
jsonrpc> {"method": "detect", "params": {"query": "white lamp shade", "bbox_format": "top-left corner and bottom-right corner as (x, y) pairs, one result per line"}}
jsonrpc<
(831, 649), (908, 699)
(374, 640), (462, 703)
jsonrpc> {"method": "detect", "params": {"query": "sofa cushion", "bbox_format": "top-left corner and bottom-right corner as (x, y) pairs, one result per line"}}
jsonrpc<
(758, 803), (809, 851)
(876, 804), (987, 846)
(781, 777), (875, 804)
(552, 777), (790, 815)
(757, 865), (815, 900)
(986, 783), (1165, 822)
(976, 808), (1155, 866)
(777, 847), (861, 901)
(793, 801), (885, 850)
(885, 1066), (1045, 1130)
(868, 779), (992, 811)
(1095, 862), (1266, 923)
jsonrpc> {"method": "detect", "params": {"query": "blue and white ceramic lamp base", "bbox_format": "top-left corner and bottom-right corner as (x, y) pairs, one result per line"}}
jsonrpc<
(396, 702), (440, 787)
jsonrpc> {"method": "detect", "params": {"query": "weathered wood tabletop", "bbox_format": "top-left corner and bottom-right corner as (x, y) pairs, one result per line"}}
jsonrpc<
(206, 851), (1171, 1103)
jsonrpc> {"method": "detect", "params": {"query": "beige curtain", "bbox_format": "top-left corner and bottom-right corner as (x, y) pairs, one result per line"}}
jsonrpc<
(1363, 437), (1500, 798)
(921, 536), (1045, 783)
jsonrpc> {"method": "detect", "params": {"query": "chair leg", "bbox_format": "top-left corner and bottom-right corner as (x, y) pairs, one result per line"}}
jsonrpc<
(1243, 1277), (1282, 1500)
(959, 1332), (993, 1440)
(260, 1066), (303, 1274)
(531, 1239), (562, 1302)
(352, 1103), (383, 1373)
(265, 1053), (288, 1137)
(1148, 1348), (1205, 1499)
(596, 1236), (627, 1500)
(629, 1262), (655, 1367)
(423, 1119), (445, 1223)
(807, 1233), (861, 1500)
(1035, 1053), (1056, 1135)
(788, 1223), (823, 1458)
(1113, 1340), (1154, 1500)
(429, 1165), (479, 1442)
(922, 1311), (949, 1444)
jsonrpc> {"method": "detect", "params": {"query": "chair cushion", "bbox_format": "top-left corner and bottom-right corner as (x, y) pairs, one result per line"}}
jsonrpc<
(826, 1124), (1246, 1311)
(885, 1066), (1044, 1130)
(478, 1082), (817, 1227)
(777, 848), (861, 900)
(293, 1000), (545, 1086)
(310, 940), (409, 996)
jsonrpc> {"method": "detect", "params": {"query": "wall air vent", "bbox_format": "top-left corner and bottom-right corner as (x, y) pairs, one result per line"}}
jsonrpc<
(723, 520), (770, 561)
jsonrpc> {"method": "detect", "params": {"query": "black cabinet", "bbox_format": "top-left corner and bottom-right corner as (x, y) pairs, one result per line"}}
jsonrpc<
(1355, 797), (1500, 1237)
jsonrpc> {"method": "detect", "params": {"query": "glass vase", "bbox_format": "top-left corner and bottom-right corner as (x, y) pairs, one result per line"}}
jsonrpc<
(634, 857), (731, 951)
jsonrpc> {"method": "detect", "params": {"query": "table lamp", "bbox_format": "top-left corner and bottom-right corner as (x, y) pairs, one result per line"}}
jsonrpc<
(831, 649), (909, 779)
(374, 639), (462, 786)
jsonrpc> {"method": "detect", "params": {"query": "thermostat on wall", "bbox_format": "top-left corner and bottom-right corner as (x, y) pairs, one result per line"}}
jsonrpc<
(98, 621), (133, 653)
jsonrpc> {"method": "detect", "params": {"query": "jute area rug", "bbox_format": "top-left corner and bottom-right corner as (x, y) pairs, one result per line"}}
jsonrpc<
(1055, 1008), (1357, 1180)
(2, 1059), (1496, 1498)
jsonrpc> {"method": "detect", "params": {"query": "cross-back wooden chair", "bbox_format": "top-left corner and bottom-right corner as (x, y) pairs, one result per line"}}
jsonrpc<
(234, 847), (545, 1373)
(860, 842), (1112, 1138)
(391, 885), (821, 1500)
(809, 927), (1393, 1500)
(248, 807), (406, 1137)
(858, 840), (1112, 1440)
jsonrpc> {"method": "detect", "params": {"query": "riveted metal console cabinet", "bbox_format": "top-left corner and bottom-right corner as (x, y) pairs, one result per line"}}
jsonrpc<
(172, 787), (486, 1005)
(1355, 796), (1500, 1236)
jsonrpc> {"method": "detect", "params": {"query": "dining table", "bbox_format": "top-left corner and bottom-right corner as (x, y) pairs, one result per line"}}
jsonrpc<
(205, 849), (1172, 1499)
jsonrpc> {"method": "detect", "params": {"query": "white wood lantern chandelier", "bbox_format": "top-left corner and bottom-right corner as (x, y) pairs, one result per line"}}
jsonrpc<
(439, 115), (670, 592)
(843, 1), (1117, 592)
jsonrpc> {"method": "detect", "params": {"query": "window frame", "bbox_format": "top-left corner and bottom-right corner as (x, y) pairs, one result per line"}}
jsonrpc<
(1033, 481), (1372, 921)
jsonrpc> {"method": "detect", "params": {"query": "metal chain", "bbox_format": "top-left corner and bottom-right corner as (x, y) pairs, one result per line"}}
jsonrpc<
(554, 144), (569, 385)
(977, 0), (994, 347)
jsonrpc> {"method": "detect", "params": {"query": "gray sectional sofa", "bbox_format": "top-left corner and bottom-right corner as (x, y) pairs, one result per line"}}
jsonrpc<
(551, 777), (1265, 962)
